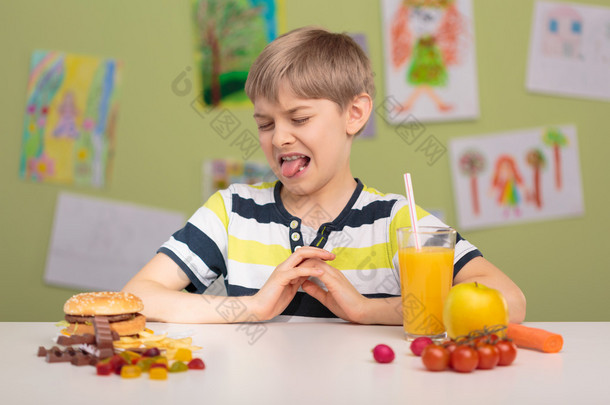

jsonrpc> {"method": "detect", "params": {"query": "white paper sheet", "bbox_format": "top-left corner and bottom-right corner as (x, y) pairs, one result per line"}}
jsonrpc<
(380, 0), (479, 123)
(449, 125), (584, 230)
(44, 192), (185, 291)
(527, 1), (610, 101)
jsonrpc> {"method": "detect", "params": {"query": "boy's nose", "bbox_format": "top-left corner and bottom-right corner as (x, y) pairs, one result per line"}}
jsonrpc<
(271, 123), (296, 147)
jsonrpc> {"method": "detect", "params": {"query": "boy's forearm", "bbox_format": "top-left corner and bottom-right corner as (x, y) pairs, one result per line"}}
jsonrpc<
(122, 280), (259, 324)
(360, 297), (404, 325)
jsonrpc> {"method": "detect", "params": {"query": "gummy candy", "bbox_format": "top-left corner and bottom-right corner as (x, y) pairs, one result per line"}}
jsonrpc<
(188, 358), (205, 370)
(149, 367), (168, 380)
(152, 356), (168, 367)
(142, 347), (161, 357)
(136, 357), (154, 372)
(96, 362), (114, 376)
(120, 365), (142, 379)
(150, 362), (168, 370)
(168, 361), (188, 373)
(120, 351), (141, 365)
(174, 348), (192, 362)
(109, 354), (128, 375)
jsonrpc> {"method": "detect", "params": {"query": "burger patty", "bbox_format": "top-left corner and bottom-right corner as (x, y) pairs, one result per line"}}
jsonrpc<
(65, 313), (137, 323)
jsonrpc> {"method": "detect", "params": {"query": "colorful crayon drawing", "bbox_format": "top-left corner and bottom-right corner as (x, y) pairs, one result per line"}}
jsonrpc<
(542, 127), (567, 190)
(490, 155), (525, 218)
(449, 125), (584, 230)
(202, 158), (275, 200)
(541, 4), (583, 59)
(381, 0), (479, 123)
(20, 50), (122, 187)
(192, 0), (284, 107)
(458, 150), (485, 216)
(526, 148), (546, 209)
(527, 1), (610, 101)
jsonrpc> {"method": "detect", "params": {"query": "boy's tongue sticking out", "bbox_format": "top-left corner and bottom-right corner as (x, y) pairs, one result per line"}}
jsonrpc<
(281, 155), (309, 177)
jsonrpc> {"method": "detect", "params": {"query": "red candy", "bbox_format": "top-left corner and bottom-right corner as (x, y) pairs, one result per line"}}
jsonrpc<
(188, 358), (205, 370)
(96, 362), (114, 376)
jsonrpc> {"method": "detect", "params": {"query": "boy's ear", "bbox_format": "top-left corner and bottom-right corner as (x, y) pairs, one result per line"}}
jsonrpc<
(346, 93), (373, 136)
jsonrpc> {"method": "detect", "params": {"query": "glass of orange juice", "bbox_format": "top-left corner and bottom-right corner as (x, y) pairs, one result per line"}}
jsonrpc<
(397, 226), (456, 341)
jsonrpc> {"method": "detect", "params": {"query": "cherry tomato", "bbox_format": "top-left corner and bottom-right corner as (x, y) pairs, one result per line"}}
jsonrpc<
(451, 345), (479, 373)
(495, 340), (518, 366)
(476, 343), (500, 369)
(421, 344), (450, 372)
(443, 340), (457, 356)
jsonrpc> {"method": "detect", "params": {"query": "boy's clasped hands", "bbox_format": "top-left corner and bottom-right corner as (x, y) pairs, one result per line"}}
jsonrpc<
(252, 246), (373, 323)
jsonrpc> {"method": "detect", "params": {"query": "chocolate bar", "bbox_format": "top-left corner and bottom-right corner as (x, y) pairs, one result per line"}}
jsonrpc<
(57, 333), (96, 346)
(93, 316), (115, 357)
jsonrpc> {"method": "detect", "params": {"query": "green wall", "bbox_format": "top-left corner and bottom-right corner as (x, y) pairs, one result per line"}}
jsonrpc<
(1, 0), (609, 321)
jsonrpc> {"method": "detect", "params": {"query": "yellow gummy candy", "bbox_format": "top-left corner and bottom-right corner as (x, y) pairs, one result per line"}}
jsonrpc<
(120, 365), (142, 379)
(174, 348), (192, 362)
(149, 367), (168, 380)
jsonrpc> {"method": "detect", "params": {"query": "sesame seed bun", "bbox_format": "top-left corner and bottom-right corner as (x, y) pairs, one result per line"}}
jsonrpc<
(63, 292), (144, 316)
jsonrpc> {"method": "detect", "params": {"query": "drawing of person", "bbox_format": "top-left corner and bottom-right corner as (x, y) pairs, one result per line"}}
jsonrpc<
(490, 155), (525, 218)
(541, 5), (583, 59)
(390, 0), (466, 112)
(53, 91), (80, 139)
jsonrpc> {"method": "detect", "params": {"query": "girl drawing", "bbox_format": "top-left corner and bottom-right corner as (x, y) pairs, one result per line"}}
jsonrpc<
(491, 155), (525, 218)
(390, 0), (466, 112)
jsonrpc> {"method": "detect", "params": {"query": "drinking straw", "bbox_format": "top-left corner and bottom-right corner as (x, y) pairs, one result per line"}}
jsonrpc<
(403, 173), (421, 250)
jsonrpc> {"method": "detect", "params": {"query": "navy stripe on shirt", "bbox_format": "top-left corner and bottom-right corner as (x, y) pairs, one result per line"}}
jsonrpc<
(171, 223), (227, 278)
(232, 194), (285, 225)
(157, 247), (206, 293)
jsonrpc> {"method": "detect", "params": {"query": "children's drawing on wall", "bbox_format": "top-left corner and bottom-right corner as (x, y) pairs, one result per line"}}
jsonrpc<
(192, 0), (284, 107)
(20, 50), (122, 188)
(527, 1), (610, 101)
(380, 0), (479, 123)
(202, 158), (275, 200)
(449, 125), (584, 230)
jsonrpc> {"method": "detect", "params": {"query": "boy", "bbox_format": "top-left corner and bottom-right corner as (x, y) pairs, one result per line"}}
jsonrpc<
(123, 27), (526, 324)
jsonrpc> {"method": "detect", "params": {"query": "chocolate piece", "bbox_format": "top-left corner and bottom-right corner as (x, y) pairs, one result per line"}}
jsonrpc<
(111, 330), (120, 341)
(46, 350), (69, 363)
(98, 348), (114, 359)
(93, 316), (115, 359)
(37, 346), (47, 357)
(93, 316), (114, 350)
(57, 333), (96, 346)
(70, 353), (93, 366)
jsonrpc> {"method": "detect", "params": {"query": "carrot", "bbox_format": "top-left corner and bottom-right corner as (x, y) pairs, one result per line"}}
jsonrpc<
(506, 323), (563, 353)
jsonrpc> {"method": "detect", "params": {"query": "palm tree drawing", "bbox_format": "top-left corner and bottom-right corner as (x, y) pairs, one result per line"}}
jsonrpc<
(459, 150), (485, 215)
(542, 128), (568, 190)
(526, 149), (546, 209)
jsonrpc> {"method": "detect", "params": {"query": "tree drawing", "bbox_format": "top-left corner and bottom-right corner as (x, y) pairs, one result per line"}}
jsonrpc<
(194, 0), (272, 106)
(542, 127), (568, 190)
(459, 150), (485, 215)
(526, 149), (546, 209)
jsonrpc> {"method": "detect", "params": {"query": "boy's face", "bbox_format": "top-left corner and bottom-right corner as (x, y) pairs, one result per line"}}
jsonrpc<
(253, 82), (355, 199)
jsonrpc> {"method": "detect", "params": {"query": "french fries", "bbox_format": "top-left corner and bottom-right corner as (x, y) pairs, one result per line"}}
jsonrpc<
(113, 328), (202, 360)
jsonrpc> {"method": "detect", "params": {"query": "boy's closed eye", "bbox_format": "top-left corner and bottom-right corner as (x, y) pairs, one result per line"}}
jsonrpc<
(292, 117), (310, 125)
(257, 121), (274, 131)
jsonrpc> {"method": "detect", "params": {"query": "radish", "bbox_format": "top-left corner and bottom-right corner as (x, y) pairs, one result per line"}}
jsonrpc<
(372, 344), (395, 363)
(410, 337), (433, 356)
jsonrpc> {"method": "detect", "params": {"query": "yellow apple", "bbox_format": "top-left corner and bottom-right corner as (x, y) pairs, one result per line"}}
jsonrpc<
(443, 282), (509, 339)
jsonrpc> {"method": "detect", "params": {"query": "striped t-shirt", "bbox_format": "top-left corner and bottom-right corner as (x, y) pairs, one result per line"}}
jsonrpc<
(158, 179), (482, 321)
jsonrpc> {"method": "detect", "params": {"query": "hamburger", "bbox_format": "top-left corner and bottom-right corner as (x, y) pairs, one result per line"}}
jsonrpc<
(63, 291), (146, 336)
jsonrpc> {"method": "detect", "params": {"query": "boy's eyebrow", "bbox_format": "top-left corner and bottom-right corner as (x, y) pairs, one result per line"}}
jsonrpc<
(253, 105), (312, 118)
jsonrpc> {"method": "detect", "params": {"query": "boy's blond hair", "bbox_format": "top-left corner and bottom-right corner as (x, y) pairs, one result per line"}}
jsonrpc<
(245, 26), (375, 111)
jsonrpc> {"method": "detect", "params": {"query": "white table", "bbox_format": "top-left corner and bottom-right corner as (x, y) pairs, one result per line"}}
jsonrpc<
(1, 322), (609, 404)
